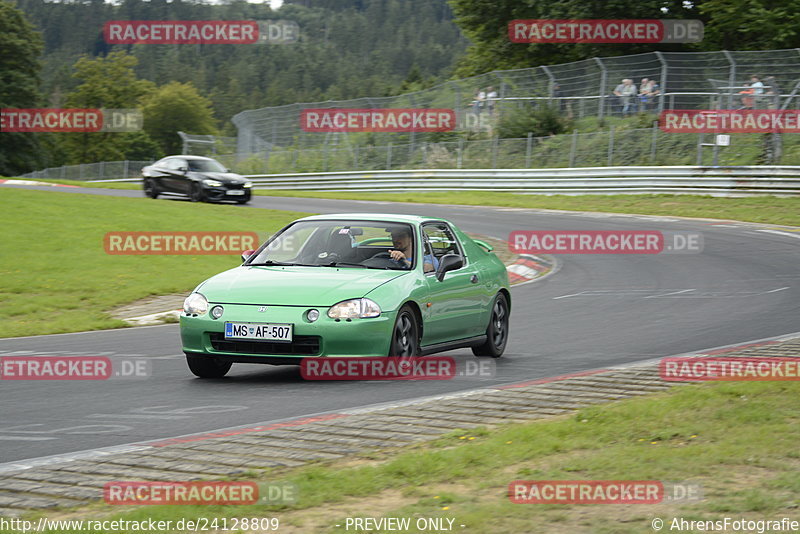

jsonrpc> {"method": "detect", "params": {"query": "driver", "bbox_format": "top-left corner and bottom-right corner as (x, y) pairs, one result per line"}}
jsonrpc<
(388, 227), (439, 273)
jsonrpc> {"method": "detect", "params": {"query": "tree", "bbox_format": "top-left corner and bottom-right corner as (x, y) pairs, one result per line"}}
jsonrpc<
(61, 51), (157, 163)
(141, 82), (218, 155)
(0, 1), (44, 176)
(447, 0), (703, 76)
(699, 0), (800, 51)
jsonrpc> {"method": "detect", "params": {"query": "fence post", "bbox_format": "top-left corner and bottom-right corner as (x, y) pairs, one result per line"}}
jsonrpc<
(696, 133), (704, 166)
(525, 132), (533, 168)
(607, 125), (615, 166)
(80, 164), (85, 180)
(386, 142), (392, 170)
(655, 51), (668, 113)
(593, 57), (607, 119)
(723, 50), (736, 110)
(569, 130), (578, 167)
(457, 138), (464, 169)
(491, 136), (499, 168)
(650, 121), (659, 163)
(123, 160), (129, 178)
(541, 65), (556, 108)
(323, 142), (329, 172)
(353, 146), (359, 170)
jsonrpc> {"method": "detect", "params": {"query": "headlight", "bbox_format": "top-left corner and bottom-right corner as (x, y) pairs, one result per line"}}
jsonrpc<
(327, 298), (381, 319)
(243, 181), (253, 188)
(183, 293), (209, 315)
(203, 179), (223, 187)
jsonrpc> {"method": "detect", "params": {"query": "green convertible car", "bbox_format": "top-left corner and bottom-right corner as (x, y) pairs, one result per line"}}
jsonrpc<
(180, 214), (511, 378)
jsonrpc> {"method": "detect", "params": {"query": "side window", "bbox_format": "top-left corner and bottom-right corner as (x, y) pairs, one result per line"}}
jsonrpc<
(422, 223), (462, 261)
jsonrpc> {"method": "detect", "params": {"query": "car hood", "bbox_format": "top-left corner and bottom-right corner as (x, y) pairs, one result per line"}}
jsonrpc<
(198, 266), (408, 306)
(195, 171), (246, 184)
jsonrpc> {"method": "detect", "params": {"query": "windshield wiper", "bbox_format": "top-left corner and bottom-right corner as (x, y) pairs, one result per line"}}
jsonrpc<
(248, 260), (320, 267)
(324, 261), (369, 268)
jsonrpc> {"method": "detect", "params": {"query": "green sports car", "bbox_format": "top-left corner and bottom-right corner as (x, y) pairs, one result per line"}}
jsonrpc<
(180, 214), (511, 378)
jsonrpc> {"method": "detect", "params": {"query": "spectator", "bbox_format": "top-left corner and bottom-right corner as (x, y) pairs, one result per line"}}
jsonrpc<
(486, 86), (498, 114)
(639, 79), (660, 112)
(765, 76), (782, 109)
(469, 88), (485, 114)
(750, 75), (765, 108)
(613, 78), (637, 116)
(738, 82), (754, 110)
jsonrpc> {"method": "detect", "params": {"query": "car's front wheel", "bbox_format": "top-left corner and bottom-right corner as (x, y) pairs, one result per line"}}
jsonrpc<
(143, 179), (158, 199)
(472, 292), (509, 358)
(190, 183), (205, 203)
(186, 355), (232, 378)
(389, 305), (420, 357)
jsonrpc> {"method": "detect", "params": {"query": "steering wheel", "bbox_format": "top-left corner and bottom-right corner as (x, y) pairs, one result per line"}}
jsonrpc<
(363, 251), (408, 269)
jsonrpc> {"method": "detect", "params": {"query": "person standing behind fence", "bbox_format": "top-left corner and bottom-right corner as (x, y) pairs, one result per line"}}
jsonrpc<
(639, 79), (660, 112)
(614, 79), (637, 116)
(738, 82), (754, 110)
(749, 75), (765, 108)
(486, 86), (498, 115)
(765, 76), (781, 109)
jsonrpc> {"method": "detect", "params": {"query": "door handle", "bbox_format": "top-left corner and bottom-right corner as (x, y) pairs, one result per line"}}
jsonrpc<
(470, 274), (479, 284)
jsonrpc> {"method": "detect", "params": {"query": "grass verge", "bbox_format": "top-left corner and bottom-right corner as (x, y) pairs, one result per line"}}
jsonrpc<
(11, 380), (799, 533)
(253, 191), (800, 227)
(0, 189), (306, 338)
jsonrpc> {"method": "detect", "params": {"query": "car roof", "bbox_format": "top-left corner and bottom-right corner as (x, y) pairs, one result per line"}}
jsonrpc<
(296, 213), (453, 226)
(159, 155), (217, 161)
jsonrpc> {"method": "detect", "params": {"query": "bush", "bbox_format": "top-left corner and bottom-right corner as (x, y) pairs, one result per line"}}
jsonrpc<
(497, 105), (572, 139)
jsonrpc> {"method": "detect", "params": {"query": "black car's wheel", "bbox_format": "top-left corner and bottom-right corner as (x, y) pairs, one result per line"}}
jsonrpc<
(143, 179), (158, 199)
(190, 183), (205, 203)
(472, 292), (509, 358)
(186, 355), (232, 378)
(389, 305), (420, 357)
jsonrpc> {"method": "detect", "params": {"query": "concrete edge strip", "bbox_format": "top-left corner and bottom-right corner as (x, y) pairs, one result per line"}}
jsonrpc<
(2, 330), (798, 478)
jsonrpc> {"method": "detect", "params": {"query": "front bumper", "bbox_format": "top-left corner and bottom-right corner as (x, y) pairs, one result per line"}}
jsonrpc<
(181, 303), (396, 364)
(203, 185), (251, 202)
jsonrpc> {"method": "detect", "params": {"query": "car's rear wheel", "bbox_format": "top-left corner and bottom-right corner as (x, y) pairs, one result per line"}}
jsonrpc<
(389, 305), (420, 357)
(190, 183), (205, 203)
(472, 292), (509, 358)
(143, 179), (158, 199)
(186, 355), (232, 378)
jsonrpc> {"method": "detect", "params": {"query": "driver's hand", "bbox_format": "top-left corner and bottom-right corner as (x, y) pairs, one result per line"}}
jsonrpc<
(388, 249), (406, 262)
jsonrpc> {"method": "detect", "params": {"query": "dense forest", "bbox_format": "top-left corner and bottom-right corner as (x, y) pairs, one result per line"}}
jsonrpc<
(3, 0), (799, 175)
(15, 0), (467, 126)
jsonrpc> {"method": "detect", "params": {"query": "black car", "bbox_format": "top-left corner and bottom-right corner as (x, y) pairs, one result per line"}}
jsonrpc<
(142, 155), (253, 204)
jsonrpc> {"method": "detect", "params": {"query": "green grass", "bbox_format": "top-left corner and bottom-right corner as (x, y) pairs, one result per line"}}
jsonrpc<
(0, 189), (307, 338)
(254, 191), (800, 227)
(12, 380), (799, 533)
(8, 178), (140, 189)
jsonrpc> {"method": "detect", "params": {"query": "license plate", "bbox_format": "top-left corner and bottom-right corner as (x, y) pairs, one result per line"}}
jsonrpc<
(226, 190), (246, 196)
(224, 322), (292, 342)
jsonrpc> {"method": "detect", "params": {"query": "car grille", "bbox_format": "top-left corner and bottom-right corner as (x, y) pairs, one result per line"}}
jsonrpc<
(209, 333), (320, 355)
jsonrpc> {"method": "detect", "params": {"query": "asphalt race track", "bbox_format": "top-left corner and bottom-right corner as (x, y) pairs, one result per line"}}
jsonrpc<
(1, 184), (798, 466)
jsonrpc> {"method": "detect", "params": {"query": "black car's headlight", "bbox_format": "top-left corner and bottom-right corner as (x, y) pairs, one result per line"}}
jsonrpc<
(203, 179), (223, 187)
(327, 298), (381, 319)
(243, 181), (253, 188)
(184, 293), (209, 315)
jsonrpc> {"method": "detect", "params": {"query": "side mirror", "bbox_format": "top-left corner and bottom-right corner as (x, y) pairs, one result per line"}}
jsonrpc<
(435, 254), (463, 282)
(179, 166), (189, 173)
(241, 249), (256, 262)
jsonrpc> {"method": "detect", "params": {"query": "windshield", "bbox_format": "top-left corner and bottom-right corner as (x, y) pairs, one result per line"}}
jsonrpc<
(247, 220), (417, 270)
(187, 159), (227, 172)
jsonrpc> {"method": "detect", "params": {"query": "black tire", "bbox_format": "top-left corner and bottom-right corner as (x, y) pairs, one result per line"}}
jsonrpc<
(190, 183), (205, 203)
(472, 292), (509, 358)
(143, 179), (158, 199)
(186, 355), (232, 378)
(389, 305), (420, 357)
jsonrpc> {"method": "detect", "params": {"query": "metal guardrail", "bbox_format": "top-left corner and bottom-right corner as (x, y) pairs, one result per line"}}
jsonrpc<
(240, 166), (800, 196)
